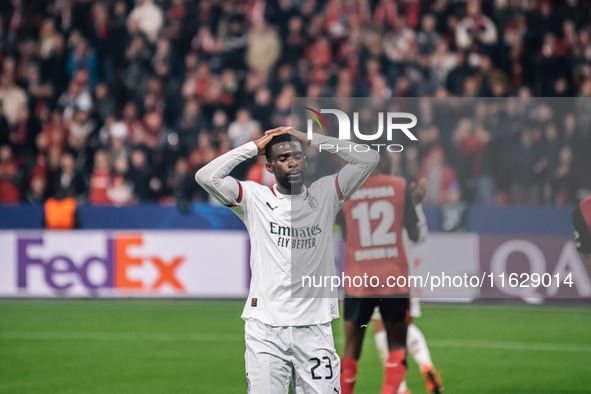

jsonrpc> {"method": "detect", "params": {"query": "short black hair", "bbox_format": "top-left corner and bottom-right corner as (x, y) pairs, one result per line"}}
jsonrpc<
(265, 134), (304, 162)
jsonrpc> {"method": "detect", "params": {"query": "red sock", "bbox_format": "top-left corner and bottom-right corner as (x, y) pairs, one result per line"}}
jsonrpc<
(340, 357), (359, 394)
(381, 350), (407, 394)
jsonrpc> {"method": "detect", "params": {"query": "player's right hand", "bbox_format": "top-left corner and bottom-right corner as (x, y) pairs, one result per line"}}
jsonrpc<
(255, 127), (292, 156)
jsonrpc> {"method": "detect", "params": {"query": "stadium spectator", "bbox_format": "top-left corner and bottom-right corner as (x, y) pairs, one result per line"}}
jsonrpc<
(439, 181), (469, 232)
(0, 102), (9, 147)
(250, 87), (273, 131)
(227, 108), (261, 148)
(127, 0), (163, 44)
(220, 15), (248, 71)
(0, 60), (27, 126)
(25, 172), (46, 204)
(37, 110), (68, 173)
(49, 151), (86, 201)
(88, 149), (111, 204)
(121, 101), (144, 144)
(374, 0), (398, 30)
(22, 62), (53, 121)
(451, 117), (493, 205)
(165, 157), (196, 209)
(57, 69), (93, 122)
(128, 147), (158, 202)
(176, 99), (207, 149)
(551, 146), (578, 205)
(417, 14), (441, 56)
(66, 36), (98, 89)
(93, 83), (116, 124)
(246, 20), (281, 71)
(421, 146), (458, 205)
(0, 144), (21, 203)
(511, 131), (541, 205)
(108, 122), (129, 163)
(456, 0), (498, 50)
(107, 156), (134, 205)
(10, 106), (41, 171)
(281, 16), (305, 65)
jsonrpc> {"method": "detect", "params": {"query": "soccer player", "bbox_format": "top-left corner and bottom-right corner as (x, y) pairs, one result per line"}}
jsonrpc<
(572, 195), (591, 271)
(371, 197), (443, 394)
(196, 126), (379, 393)
(337, 153), (420, 394)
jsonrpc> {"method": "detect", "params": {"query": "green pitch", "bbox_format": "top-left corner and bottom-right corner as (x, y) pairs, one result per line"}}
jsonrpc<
(1, 300), (590, 394)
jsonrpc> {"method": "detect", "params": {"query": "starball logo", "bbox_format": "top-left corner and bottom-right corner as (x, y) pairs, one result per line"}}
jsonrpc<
(304, 107), (418, 152)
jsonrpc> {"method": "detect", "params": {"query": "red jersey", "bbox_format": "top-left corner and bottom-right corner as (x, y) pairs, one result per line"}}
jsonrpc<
(89, 170), (111, 204)
(340, 174), (417, 297)
(0, 162), (20, 203)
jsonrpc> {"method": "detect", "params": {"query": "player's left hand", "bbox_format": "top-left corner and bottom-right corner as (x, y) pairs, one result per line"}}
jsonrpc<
(411, 178), (427, 205)
(264, 126), (291, 136)
(255, 127), (291, 156)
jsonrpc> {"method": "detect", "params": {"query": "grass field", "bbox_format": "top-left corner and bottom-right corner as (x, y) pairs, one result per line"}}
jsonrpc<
(1, 300), (590, 394)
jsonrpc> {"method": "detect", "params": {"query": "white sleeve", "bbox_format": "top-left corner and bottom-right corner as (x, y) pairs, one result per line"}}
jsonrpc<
(311, 134), (379, 201)
(195, 142), (257, 206)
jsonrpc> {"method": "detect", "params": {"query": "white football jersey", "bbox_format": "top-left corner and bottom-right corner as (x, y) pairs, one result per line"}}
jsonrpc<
(232, 176), (344, 326)
(196, 135), (379, 327)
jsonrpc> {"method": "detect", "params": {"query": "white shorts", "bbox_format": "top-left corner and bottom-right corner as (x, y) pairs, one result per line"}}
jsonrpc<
(244, 318), (341, 394)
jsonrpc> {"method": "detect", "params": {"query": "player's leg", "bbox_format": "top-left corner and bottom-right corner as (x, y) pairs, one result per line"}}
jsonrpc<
(407, 323), (443, 394)
(245, 319), (292, 394)
(372, 308), (389, 365)
(382, 320), (407, 394)
(409, 296), (421, 318)
(398, 296), (422, 394)
(341, 321), (366, 394)
(379, 298), (409, 394)
(372, 312), (409, 394)
(340, 297), (377, 394)
(291, 323), (341, 394)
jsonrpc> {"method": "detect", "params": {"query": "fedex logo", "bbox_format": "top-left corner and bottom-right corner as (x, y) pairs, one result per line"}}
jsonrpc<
(17, 235), (185, 293)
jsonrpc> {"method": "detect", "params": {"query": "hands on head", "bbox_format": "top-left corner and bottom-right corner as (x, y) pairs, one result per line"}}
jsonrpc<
(254, 126), (292, 156)
(255, 126), (309, 156)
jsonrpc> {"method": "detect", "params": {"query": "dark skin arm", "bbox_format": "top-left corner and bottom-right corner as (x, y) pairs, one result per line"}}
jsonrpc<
(406, 217), (420, 243)
(405, 178), (427, 242)
(407, 225), (420, 242)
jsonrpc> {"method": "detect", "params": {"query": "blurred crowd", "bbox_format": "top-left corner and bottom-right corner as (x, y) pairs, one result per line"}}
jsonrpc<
(0, 0), (590, 207)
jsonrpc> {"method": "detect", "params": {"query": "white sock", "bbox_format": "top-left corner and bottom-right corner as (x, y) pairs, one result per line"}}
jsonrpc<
(374, 330), (389, 365)
(407, 323), (432, 368)
(398, 380), (408, 393)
